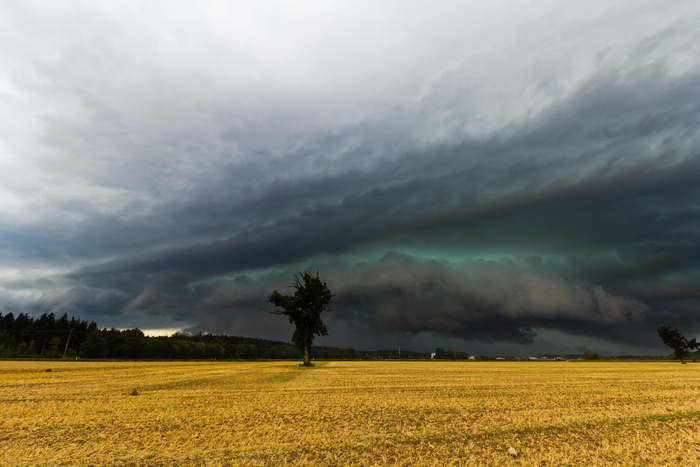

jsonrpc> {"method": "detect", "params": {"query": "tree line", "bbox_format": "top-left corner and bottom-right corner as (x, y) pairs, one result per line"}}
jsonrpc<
(0, 311), (391, 360)
(2, 311), (697, 362)
(0, 311), (98, 357)
(78, 329), (364, 360)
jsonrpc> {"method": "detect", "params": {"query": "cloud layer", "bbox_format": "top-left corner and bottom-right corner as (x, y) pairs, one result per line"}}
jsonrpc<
(2, 1), (700, 354)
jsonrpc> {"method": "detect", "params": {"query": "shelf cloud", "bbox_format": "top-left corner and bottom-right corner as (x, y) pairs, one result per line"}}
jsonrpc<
(2, 1), (700, 354)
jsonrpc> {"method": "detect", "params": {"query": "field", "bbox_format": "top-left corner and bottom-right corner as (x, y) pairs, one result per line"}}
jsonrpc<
(1, 360), (700, 466)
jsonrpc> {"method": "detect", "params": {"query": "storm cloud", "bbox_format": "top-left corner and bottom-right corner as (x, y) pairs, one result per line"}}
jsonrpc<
(1, 1), (700, 355)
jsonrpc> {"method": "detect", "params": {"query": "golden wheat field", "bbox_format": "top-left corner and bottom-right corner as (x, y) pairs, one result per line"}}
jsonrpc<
(1, 360), (699, 466)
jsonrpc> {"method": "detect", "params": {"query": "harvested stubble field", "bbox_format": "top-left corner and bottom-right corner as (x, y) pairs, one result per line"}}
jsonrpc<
(1, 360), (699, 466)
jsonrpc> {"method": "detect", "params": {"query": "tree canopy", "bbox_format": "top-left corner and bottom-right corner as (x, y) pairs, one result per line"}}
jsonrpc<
(267, 271), (333, 366)
(657, 326), (698, 363)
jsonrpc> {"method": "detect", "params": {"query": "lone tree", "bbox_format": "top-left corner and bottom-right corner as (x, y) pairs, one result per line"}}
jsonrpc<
(657, 326), (698, 364)
(267, 271), (333, 366)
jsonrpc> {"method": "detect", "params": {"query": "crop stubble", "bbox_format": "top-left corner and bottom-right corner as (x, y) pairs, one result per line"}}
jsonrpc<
(1, 360), (699, 466)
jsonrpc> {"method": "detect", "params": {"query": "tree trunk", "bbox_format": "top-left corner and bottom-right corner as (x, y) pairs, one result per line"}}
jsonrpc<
(303, 346), (311, 366)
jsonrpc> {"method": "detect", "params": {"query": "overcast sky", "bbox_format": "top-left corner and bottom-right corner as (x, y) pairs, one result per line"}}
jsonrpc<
(2, 1), (699, 356)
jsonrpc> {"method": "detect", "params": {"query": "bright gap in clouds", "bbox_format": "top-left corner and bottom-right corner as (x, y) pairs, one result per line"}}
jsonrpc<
(142, 328), (183, 338)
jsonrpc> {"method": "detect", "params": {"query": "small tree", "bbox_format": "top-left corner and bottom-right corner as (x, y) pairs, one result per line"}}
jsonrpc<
(267, 271), (333, 366)
(657, 326), (698, 364)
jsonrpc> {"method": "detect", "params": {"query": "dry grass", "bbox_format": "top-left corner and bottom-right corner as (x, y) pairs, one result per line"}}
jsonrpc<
(1, 360), (699, 466)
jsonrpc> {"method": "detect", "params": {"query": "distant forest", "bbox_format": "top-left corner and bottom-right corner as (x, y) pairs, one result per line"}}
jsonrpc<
(0, 311), (436, 360)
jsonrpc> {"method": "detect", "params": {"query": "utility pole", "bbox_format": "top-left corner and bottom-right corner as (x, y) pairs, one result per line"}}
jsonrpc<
(62, 329), (72, 358)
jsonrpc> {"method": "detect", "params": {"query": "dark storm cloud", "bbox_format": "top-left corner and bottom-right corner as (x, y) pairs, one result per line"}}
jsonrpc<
(2, 1), (700, 352)
(165, 251), (650, 348)
(59, 148), (700, 349)
(325, 253), (649, 344)
(33, 67), (700, 348)
(67, 57), (700, 286)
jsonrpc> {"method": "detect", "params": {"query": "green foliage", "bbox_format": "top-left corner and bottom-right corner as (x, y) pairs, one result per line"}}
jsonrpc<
(0, 311), (97, 357)
(130, 388), (139, 396)
(80, 331), (108, 359)
(0, 309), (418, 361)
(47, 337), (62, 357)
(120, 329), (147, 359)
(657, 326), (698, 363)
(235, 344), (258, 359)
(267, 271), (333, 366)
